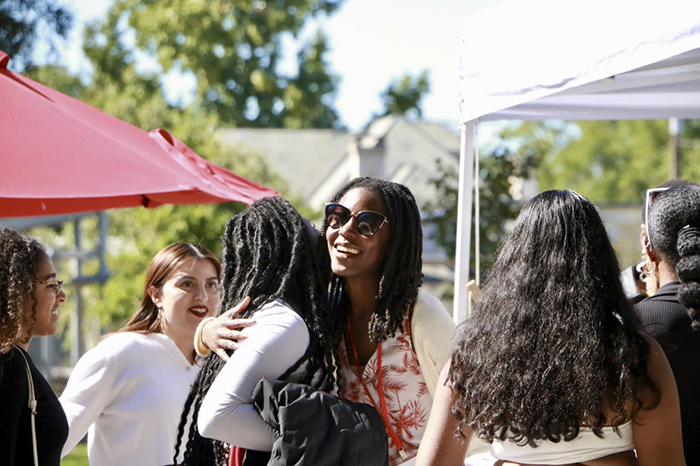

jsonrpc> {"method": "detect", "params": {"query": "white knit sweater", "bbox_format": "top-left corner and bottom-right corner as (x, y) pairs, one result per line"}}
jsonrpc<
(60, 332), (200, 466)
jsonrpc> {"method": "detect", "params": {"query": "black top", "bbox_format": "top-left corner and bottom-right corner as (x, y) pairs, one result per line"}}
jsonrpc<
(0, 346), (68, 466)
(636, 282), (700, 466)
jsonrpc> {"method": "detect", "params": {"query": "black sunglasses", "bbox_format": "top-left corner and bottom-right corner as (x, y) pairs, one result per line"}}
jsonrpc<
(324, 203), (388, 237)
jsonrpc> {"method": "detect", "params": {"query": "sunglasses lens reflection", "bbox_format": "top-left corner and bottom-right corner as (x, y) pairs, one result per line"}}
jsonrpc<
(325, 204), (350, 229)
(355, 212), (385, 236)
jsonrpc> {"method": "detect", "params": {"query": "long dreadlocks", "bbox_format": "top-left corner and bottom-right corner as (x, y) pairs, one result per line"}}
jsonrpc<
(174, 197), (338, 465)
(321, 177), (424, 342)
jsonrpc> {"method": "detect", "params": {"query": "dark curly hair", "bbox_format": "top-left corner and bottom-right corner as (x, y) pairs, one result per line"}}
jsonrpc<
(0, 227), (47, 353)
(321, 177), (423, 342)
(647, 185), (700, 330)
(173, 197), (338, 465)
(449, 190), (659, 446)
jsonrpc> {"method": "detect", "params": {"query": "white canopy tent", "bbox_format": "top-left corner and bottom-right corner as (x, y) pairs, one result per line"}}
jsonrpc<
(454, 0), (700, 321)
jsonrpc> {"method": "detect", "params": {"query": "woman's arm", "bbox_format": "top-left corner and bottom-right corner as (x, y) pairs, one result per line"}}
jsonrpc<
(197, 297), (255, 361)
(633, 335), (686, 466)
(198, 302), (310, 451)
(416, 362), (471, 466)
(59, 340), (117, 457)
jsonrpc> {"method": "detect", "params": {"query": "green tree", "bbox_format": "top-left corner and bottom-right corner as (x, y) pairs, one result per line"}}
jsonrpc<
(0, 0), (72, 70)
(538, 120), (670, 203)
(537, 119), (700, 203)
(90, 0), (342, 128)
(424, 121), (566, 281)
(378, 70), (430, 120)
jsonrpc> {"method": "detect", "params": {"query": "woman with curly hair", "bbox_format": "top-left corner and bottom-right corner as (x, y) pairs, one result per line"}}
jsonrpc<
(635, 184), (700, 466)
(0, 227), (68, 465)
(176, 197), (341, 465)
(417, 190), (685, 466)
(322, 177), (465, 465)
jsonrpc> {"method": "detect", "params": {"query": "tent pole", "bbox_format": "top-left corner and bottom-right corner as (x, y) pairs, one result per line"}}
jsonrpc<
(453, 121), (476, 323)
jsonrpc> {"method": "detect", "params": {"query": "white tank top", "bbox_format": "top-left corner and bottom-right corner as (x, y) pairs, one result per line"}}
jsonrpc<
(488, 420), (634, 465)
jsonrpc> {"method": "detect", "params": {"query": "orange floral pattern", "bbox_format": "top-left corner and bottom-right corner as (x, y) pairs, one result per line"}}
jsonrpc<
(339, 318), (431, 465)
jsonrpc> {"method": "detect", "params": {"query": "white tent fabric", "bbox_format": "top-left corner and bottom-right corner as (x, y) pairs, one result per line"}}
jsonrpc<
(454, 0), (700, 321)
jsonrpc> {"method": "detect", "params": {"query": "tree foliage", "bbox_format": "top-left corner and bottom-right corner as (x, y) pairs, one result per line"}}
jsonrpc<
(90, 0), (342, 128)
(378, 70), (430, 120)
(424, 122), (567, 280)
(0, 0), (72, 70)
(425, 118), (700, 284)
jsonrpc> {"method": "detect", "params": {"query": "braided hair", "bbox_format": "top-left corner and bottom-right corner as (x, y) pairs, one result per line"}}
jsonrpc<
(174, 197), (338, 465)
(0, 228), (46, 353)
(449, 190), (659, 445)
(647, 185), (700, 329)
(321, 177), (423, 342)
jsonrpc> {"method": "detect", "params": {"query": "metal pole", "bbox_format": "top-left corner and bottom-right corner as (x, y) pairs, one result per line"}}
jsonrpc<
(669, 118), (680, 179)
(71, 217), (84, 365)
(453, 121), (476, 324)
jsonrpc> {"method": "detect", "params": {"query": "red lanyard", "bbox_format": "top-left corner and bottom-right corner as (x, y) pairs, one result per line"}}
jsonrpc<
(346, 315), (407, 459)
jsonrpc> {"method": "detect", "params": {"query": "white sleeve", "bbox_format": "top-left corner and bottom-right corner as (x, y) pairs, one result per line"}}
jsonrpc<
(198, 303), (310, 451)
(59, 340), (118, 457)
(411, 290), (456, 398)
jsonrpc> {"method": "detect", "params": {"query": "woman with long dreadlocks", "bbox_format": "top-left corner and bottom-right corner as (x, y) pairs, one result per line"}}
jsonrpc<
(320, 177), (473, 465)
(416, 190), (685, 466)
(175, 197), (345, 465)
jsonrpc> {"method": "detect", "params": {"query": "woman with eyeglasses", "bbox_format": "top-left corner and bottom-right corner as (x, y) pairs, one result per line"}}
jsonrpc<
(320, 177), (470, 465)
(417, 190), (685, 466)
(59, 242), (246, 465)
(0, 227), (68, 466)
(635, 183), (700, 466)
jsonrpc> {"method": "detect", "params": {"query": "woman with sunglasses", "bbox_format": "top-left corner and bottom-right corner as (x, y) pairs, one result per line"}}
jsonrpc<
(0, 227), (68, 466)
(635, 183), (700, 466)
(417, 190), (684, 466)
(321, 177), (468, 465)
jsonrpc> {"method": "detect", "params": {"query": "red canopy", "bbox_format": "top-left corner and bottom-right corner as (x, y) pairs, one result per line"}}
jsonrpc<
(0, 50), (277, 218)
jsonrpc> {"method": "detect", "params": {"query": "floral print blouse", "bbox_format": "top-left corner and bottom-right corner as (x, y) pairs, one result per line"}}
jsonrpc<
(339, 317), (432, 465)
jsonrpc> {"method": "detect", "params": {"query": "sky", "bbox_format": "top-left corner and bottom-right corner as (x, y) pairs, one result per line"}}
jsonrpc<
(56, 0), (504, 133)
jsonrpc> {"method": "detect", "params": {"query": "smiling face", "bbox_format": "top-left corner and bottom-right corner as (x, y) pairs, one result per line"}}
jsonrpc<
(30, 254), (67, 337)
(325, 187), (391, 284)
(149, 258), (220, 335)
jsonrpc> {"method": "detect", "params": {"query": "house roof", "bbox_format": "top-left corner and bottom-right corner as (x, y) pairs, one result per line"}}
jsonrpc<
(218, 128), (351, 202)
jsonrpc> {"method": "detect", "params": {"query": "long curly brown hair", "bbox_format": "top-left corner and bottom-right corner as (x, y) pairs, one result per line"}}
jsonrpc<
(0, 227), (47, 353)
(449, 191), (659, 446)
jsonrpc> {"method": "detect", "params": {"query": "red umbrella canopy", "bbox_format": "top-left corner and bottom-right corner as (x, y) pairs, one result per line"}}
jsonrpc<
(0, 50), (278, 218)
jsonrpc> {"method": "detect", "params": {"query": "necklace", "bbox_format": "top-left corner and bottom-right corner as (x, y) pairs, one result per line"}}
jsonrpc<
(346, 314), (407, 459)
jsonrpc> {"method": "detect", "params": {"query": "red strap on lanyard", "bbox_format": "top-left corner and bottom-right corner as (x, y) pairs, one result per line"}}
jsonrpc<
(346, 315), (407, 458)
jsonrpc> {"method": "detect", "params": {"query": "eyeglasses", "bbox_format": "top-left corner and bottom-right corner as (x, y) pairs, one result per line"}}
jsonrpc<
(324, 203), (389, 237)
(645, 187), (669, 250)
(38, 279), (63, 293)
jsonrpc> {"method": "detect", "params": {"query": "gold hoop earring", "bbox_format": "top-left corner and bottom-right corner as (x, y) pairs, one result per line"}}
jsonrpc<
(636, 252), (657, 284)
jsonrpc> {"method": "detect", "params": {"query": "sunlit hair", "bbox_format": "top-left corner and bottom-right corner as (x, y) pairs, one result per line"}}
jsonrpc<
(647, 184), (700, 329)
(449, 190), (659, 445)
(0, 227), (47, 353)
(120, 243), (221, 334)
(321, 177), (423, 342)
(174, 197), (337, 465)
